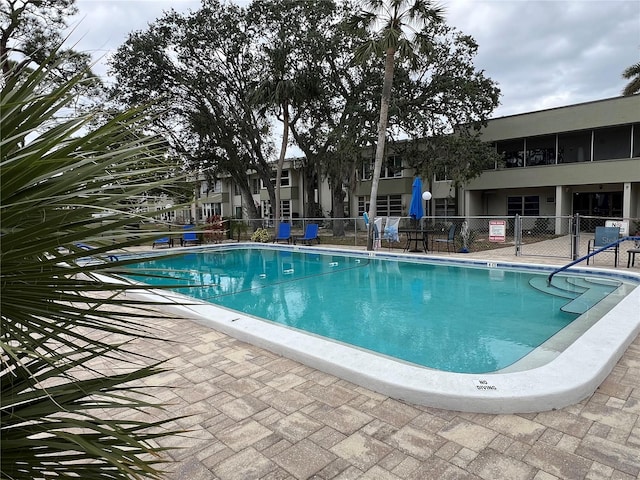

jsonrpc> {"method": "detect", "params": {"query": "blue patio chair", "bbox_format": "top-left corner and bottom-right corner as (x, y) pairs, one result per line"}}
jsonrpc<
(152, 236), (171, 248)
(434, 224), (457, 253)
(274, 222), (291, 244)
(587, 226), (620, 267)
(73, 243), (118, 262)
(294, 223), (320, 245)
(182, 225), (200, 246)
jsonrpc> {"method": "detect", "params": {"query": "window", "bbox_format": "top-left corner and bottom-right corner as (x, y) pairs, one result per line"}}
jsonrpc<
(280, 200), (291, 218)
(593, 125), (631, 161)
(260, 200), (270, 218)
(252, 178), (260, 194)
(558, 131), (591, 163)
(358, 195), (401, 216)
(358, 156), (401, 180)
(235, 206), (243, 219)
(376, 195), (402, 216)
(434, 198), (456, 217)
(358, 197), (370, 215)
(234, 183), (241, 196)
(359, 160), (373, 180)
(526, 135), (556, 166)
(507, 196), (539, 216)
(573, 192), (622, 217)
(381, 155), (403, 178)
(497, 139), (524, 168)
(434, 167), (449, 182)
(201, 203), (222, 220)
(268, 169), (290, 187)
(633, 123), (640, 158)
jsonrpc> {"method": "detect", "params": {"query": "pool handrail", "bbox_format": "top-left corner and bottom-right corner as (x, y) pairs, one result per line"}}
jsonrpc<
(547, 236), (640, 284)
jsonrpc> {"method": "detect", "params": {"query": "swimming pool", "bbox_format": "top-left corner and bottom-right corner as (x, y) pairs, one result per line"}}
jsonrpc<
(122, 244), (640, 413)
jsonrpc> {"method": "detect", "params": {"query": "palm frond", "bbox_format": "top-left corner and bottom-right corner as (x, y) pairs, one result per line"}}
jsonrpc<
(2, 54), (188, 478)
(622, 62), (640, 96)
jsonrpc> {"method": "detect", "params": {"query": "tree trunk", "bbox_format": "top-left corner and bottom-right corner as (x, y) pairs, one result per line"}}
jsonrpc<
(331, 182), (346, 237)
(304, 166), (320, 218)
(240, 184), (261, 219)
(367, 47), (396, 250)
(274, 104), (289, 233)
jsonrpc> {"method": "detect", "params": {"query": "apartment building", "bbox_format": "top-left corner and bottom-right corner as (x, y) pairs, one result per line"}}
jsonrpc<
(462, 95), (640, 229)
(191, 95), (639, 226)
(191, 159), (332, 223)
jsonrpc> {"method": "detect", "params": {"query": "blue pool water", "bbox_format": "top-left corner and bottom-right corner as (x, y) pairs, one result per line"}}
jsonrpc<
(124, 248), (625, 373)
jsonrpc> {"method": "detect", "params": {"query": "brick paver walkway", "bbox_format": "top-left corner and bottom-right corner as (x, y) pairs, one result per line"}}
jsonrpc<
(109, 243), (639, 479)
(115, 312), (638, 480)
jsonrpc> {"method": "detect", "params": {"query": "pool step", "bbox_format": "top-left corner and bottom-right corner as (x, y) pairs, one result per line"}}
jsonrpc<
(560, 286), (614, 314)
(565, 276), (621, 289)
(529, 276), (621, 315)
(528, 276), (583, 299)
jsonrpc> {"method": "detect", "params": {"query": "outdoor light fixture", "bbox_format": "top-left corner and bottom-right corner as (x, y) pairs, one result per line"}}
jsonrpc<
(422, 191), (432, 201)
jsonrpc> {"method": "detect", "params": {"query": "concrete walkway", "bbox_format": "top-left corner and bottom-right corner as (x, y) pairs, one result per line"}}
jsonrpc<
(110, 243), (640, 479)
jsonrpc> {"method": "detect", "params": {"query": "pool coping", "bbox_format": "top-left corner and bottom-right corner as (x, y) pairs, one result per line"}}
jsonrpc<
(123, 243), (640, 414)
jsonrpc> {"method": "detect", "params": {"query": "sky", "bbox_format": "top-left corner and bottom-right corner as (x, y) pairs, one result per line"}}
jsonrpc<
(67, 0), (640, 119)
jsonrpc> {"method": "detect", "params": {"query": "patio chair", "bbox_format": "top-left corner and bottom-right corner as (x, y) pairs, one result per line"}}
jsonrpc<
(294, 223), (320, 245)
(152, 236), (171, 248)
(587, 226), (620, 267)
(382, 217), (400, 249)
(73, 243), (119, 262)
(434, 224), (456, 253)
(182, 225), (200, 246)
(274, 222), (291, 244)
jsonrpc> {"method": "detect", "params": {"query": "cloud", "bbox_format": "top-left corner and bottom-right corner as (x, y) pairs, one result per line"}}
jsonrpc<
(68, 0), (640, 117)
(68, 0), (200, 79)
(447, 0), (640, 116)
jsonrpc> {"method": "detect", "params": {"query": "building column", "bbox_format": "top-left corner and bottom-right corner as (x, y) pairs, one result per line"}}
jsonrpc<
(622, 182), (632, 219)
(555, 185), (571, 234)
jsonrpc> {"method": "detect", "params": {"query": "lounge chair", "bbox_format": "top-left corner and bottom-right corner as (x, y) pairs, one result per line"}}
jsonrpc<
(587, 226), (620, 267)
(274, 222), (291, 244)
(152, 236), (171, 248)
(72, 243), (118, 262)
(434, 224), (456, 253)
(294, 223), (320, 245)
(182, 226), (200, 246)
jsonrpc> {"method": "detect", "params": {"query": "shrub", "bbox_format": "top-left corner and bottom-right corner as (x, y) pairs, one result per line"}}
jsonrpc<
(251, 228), (271, 242)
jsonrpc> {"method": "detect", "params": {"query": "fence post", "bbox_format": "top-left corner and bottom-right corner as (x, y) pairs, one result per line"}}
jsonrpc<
(354, 217), (357, 247)
(514, 214), (521, 256)
(572, 214), (580, 260)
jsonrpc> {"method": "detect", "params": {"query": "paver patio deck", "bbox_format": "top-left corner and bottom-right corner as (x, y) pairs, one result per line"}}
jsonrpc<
(112, 243), (639, 479)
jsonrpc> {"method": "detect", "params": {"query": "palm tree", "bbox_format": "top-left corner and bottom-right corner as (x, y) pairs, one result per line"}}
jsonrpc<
(1, 56), (186, 478)
(251, 45), (296, 233)
(622, 62), (640, 96)
(351, 0), (444, 249)
(252, 0), (318, 232)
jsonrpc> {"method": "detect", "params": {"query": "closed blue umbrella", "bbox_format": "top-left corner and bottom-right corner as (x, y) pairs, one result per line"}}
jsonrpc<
(409, 177), (424, 220)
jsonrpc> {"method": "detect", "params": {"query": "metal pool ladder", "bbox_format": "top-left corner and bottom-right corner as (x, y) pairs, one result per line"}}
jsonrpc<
(547, 236), (640, 285)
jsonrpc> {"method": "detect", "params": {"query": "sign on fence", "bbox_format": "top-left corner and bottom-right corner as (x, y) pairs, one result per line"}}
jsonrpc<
(605, 220), (628, 236)
(489, 220), (506, 243)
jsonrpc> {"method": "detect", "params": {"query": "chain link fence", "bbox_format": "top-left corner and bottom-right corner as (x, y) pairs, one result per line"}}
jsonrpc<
(150, 214), (639, 265)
